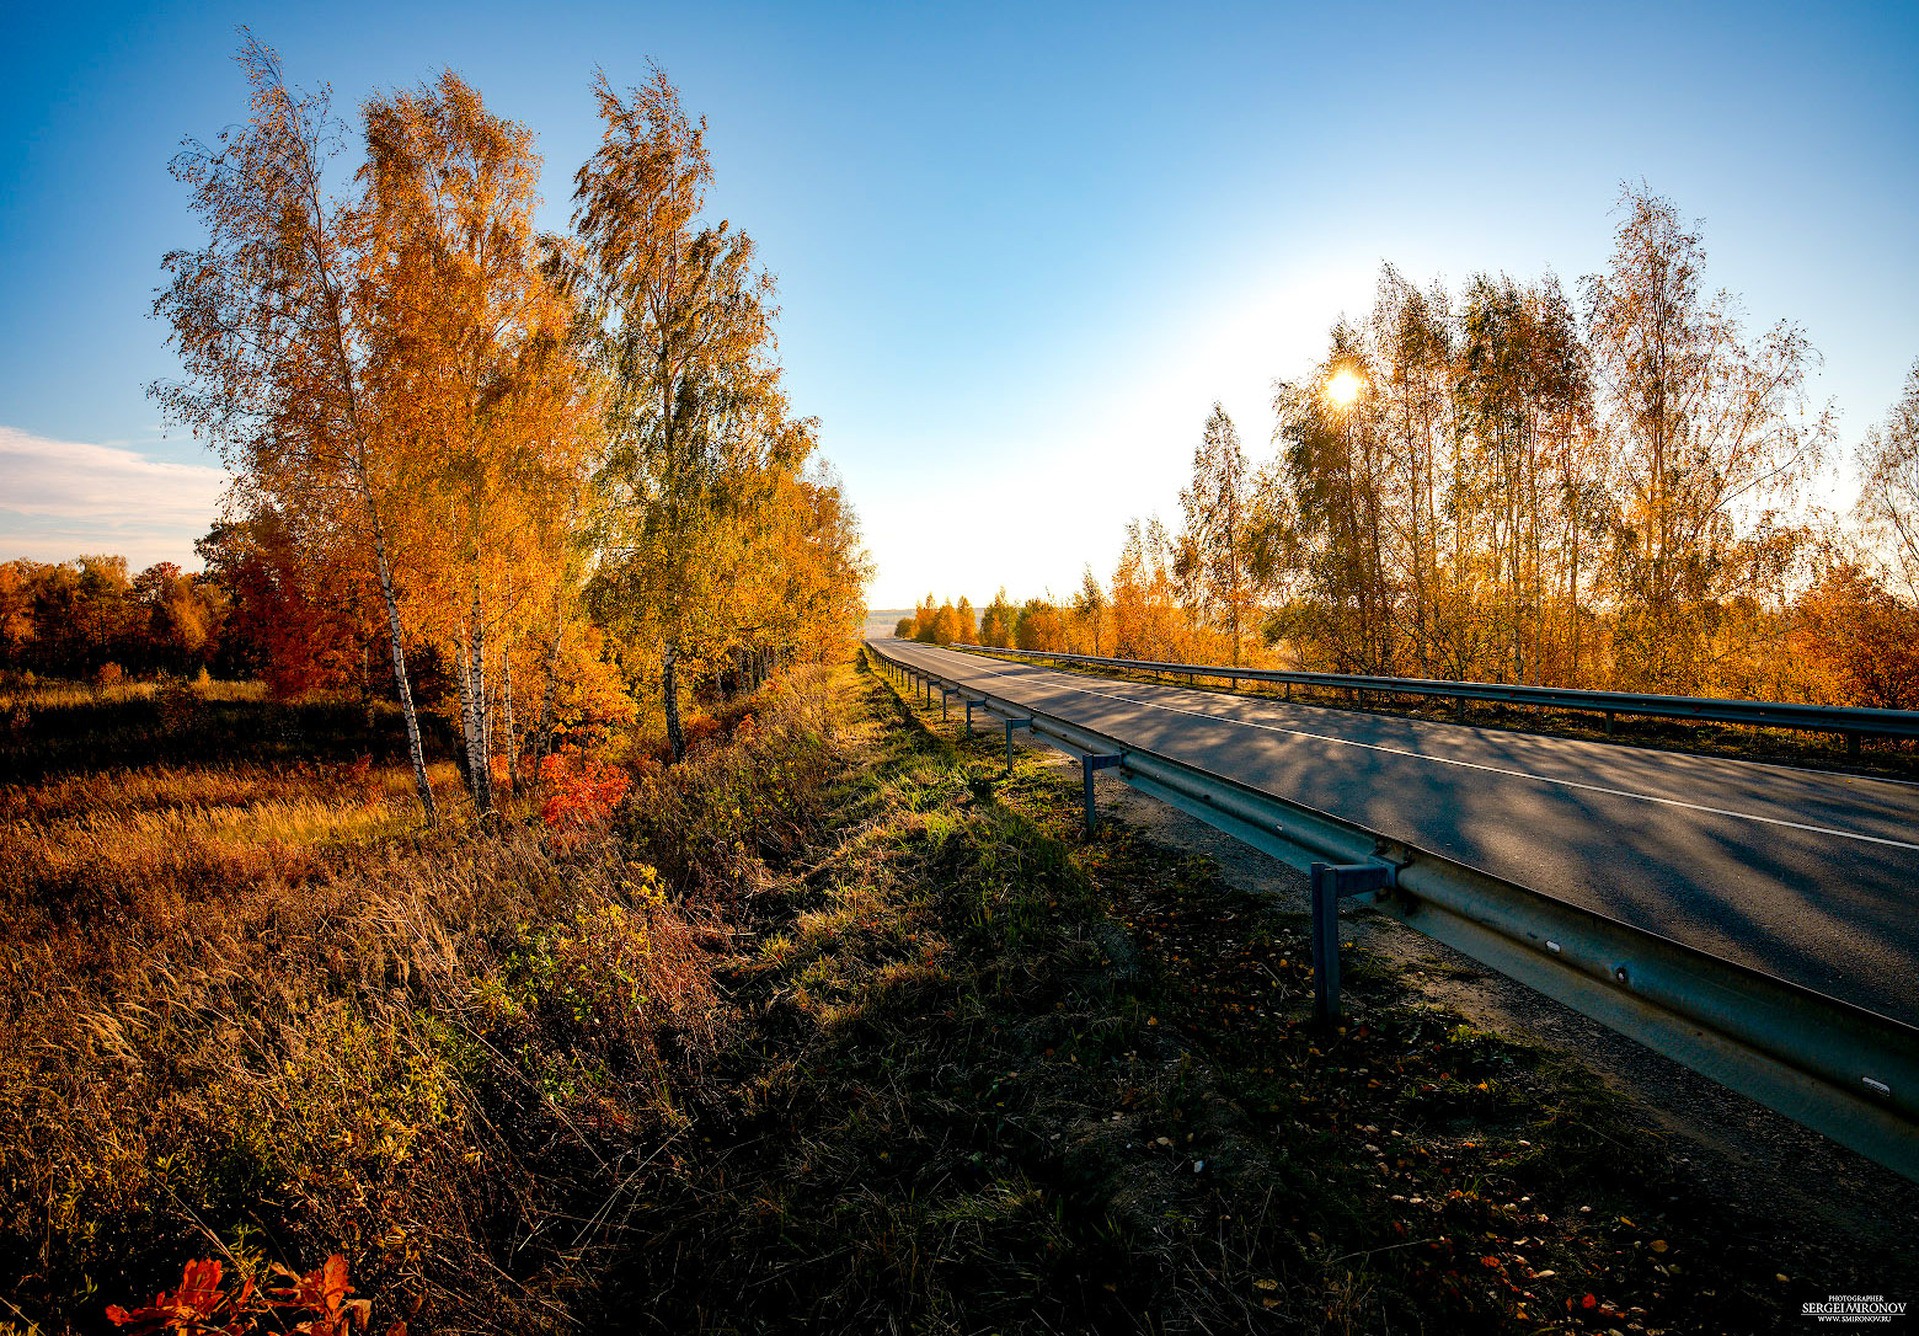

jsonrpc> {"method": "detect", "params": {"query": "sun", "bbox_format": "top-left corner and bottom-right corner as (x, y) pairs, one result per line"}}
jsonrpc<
(1324, 367), (1365, 408)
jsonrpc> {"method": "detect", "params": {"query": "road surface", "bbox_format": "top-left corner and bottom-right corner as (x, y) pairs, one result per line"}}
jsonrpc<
(873, 640), (1919, 1028)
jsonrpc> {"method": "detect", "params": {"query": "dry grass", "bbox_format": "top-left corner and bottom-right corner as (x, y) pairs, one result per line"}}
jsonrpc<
(0, 760), (463, 936)
(0, 677), (267, 711)
(0, 678), (458, 787)
(0, 673), (842, 1332)
(4, 659), (1909, 1333)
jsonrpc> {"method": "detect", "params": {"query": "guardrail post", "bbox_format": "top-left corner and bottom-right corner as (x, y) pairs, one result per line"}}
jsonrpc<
(1081, 753), (1124, 835)
(1310, 861), (1395, 1027)
(940, 685), (951, 720)
(965, 699), (980, 738)
(1004, 716), (1034, 772)
(1310, 865), (1338, 1025)
(1605, 709), (1614, 736)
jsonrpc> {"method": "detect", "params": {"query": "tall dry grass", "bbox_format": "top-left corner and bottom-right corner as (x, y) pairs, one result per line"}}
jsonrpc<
(0, 676), (268, 712)
(0, 669), (844, 1332)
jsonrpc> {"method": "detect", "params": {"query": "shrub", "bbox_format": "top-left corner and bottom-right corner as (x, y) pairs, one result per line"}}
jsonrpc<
(538, 749), (632, 832)
(619, 669), (839, 905)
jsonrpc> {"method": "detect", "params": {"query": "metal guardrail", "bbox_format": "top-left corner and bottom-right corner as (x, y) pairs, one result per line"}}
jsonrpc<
(864, 639), (1919, 1182)
(950, 644), (1919, 752)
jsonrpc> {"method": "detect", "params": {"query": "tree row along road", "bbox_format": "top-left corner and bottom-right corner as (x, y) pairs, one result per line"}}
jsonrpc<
(876, 639), (1919, 1030)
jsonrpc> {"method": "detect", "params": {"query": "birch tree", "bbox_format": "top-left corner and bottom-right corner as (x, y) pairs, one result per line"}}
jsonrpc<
(1456, 272), (1591, 682)
(979, 588), (1017, 648)
(1269, 334), (1398, 673)
(1585, 185), (1831, 691)
(1177, 404), (1258, 664)
(361, 71), (595, 813)
(151, 35), (438, 823)
(1111, 517), (1185, 660)
(574, 68), (777, 761)
(1856, 358), (1919, 603)
(1072, 565), (1108, 656)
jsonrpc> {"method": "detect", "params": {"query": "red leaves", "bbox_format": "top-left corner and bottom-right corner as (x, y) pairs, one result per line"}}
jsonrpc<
(266, 1253), (373, 1334)
(107, 1255), (402, 1336)
(106, 1258), (252, 1336)
(539, 750), (631, 831)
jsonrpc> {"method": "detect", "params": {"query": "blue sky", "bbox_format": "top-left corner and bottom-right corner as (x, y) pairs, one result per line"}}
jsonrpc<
(2, 2), (1916, 606)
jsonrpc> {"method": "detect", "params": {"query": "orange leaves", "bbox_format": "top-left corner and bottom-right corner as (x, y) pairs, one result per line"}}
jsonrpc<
(538, 750), (631, 831)
(1792, 559), (1919, 709)
(106, 1254), (399, 1336)
(265, 1253), (375, 1335)
(107, 1258), (251, 1336)
(575, 68), (868, 729)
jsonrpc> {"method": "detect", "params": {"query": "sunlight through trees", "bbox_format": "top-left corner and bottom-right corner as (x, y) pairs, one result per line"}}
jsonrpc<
(912, 187), (1916, 710)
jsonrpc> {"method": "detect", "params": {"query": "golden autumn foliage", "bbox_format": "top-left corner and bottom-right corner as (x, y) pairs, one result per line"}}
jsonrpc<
(147, 38), (867, 804)
(574, 68), (869, 761)
(906, 594), (975, 647)
(971, 188), (1915, 711)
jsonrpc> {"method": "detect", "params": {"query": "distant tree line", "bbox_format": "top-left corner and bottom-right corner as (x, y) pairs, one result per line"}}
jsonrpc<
(903, 187), (1919, 711)
(109, 36), (870, 823)
(0, 557), (226, 681)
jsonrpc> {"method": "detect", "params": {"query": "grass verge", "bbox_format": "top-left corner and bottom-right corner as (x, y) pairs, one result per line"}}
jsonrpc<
(581, 656), (1915, 1332)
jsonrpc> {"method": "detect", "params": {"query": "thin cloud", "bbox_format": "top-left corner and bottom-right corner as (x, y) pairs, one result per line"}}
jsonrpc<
(0, 427), (229, 567)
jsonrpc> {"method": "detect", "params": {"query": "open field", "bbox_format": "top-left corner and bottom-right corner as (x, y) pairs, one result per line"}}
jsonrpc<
(1, 662), (1911, 1333)
(861, 609), (915, 641)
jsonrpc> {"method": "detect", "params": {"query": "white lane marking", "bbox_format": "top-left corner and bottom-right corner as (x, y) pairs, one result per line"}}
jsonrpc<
(902, 647), (1919, 854)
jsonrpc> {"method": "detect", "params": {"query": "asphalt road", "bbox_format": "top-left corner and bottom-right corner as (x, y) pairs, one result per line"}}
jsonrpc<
(873, 639), (1919, 1029)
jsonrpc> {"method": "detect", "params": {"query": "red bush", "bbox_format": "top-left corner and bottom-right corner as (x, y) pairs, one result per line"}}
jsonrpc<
(538, 750), (631, 831)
